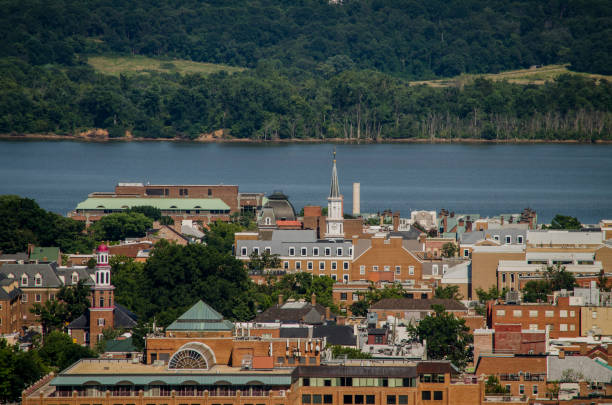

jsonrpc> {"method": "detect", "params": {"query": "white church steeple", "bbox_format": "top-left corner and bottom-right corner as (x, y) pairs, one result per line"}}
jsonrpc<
(325, 149), (344, 240)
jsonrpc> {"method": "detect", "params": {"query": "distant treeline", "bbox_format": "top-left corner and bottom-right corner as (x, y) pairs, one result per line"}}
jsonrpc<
(1, 59), (610, 141)
(1, 0), (610, 77)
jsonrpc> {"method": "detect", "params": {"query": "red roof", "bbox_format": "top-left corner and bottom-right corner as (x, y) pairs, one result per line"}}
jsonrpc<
(97, 244), (109, 252)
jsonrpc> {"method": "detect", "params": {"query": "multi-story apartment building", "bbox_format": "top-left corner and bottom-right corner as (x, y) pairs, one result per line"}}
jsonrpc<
(487, 296), (580, 339)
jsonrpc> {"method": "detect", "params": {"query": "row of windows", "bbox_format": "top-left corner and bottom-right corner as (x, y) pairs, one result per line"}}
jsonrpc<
(507, 384), (539, 395)
(240, 246), (352, 257)
(284, 261), (350, 271)
(301, 378), (415, 388)
(8, 272), (81, 286)
(496, 309), (576, 318)
(358, 266), (415, 275)
(302, 394), (415, 404)
(21, 293), (47, 303)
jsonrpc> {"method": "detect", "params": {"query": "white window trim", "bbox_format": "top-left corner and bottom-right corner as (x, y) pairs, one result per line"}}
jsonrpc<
(409, 266), (414, 275)
(324, 248), (331, 256)
(337, 248), (343, 256)
(301, 247), (307, 256)
(289, 247), (295, 256)
(360, 265), (365, 275)
(241, 247), (247, 256)
(313, 247), (319, 256)
(331, 261), (337, 271)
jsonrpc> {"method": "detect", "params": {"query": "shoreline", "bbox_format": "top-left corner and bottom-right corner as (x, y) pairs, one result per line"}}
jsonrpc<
(0, 133), (610, 145)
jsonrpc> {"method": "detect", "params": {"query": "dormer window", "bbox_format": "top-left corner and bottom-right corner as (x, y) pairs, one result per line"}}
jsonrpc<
(505, 235), (511, 244)
(493, 235), (500, 241)
(7, 273), (14, 279)
(72, 272), (79, 284)
(517, 235), (524, 244)
(21, 275), (28, 286)
(325, 248), (331, 256)
(289, 247), (295, 256)
(241, 247), (247, 256)
(34, 274), (42, 287)
(265, 217), (271, 225)
(337, 248), (343, 256)
(313, 247), (319, 256)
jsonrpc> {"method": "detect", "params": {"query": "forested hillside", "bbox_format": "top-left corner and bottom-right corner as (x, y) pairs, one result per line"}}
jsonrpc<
(0, 0), (611, 141)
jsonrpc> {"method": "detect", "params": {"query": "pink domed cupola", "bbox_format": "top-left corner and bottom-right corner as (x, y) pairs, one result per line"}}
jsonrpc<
(96, 244), (110, 266)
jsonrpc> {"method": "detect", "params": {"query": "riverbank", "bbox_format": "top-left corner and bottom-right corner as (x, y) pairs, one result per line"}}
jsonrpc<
(1, 132), (610, 144)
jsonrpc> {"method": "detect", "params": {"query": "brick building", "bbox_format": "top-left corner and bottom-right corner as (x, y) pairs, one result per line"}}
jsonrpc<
(476, 354), (547, 399)
(68, 245), (137, 346)
(488, 296), (580, 339)
(352, 235), (423, 284)
(0, 277), (21, 334)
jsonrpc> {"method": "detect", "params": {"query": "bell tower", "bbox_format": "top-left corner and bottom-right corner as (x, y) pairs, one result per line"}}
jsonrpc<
(89, 244), (115, 345)
(325, 149), (344, 240)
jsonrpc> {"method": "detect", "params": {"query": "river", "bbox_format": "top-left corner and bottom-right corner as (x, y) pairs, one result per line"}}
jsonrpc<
(0, 141), (610, 224)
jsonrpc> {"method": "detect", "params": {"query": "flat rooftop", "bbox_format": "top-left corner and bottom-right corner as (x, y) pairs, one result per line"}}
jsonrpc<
(63, 359), (291, 375)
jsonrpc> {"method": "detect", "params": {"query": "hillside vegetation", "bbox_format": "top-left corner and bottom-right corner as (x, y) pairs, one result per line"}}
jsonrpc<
(410, 65), (612, 87)
(0, 0), (610, 141)
(87, 55), (244, 77)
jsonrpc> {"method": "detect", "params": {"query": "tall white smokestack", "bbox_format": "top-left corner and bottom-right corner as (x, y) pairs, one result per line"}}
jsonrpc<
(353, 182), (360, 216)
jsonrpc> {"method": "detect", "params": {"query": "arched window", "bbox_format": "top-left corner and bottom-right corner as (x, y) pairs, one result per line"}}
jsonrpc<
(168, 342), (216, 370)
(35, 273), (42, 286)
(265, 217), (271, 225)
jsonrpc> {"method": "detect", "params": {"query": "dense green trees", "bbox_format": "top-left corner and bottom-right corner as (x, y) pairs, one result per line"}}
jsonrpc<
(0, 0), (610, 140)
(1, 0), (609, 76)
(521, 264), (577, 302)
(1, 59), (609, 141)
(30, 281), (91, 336)
(547, 214), (582, 230)
(349, 283), (414, 316)
(0, 339), (47, 403)
(0, 195), (94, 253)
(408, 305), (473, 370)
(0, 331), (95, 403)
(90, 212), (153, 241)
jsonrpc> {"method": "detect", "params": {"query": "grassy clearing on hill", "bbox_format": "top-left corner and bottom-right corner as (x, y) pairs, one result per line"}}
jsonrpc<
(87, 55), (244, 76)
(410, 64), (612, 87)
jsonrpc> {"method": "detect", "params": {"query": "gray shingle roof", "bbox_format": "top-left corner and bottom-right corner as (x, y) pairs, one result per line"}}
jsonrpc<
(370, 298), (467, 311)
(0, 263), (62, 288)
(314, 325), (356, 346)
(55, 267), (95, 286)
(0, 277), (21, 300)
(460, 228), (526, 245)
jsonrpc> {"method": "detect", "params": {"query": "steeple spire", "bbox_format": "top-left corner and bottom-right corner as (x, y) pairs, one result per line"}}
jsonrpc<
(330, 148), (340, 198)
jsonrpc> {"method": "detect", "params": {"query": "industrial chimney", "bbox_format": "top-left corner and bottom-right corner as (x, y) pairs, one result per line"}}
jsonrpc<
(352, 182), (360, 216)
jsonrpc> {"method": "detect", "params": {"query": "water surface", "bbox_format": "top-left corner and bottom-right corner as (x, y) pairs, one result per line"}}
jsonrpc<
(0, 141), (610, 224)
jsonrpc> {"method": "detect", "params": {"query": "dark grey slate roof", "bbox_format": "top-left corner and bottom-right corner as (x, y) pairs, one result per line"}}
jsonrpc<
(0, 263), (62, 288)
(0, 252), (28, 261)
(390, 229), (422, 240)
(0, 277), (21, 300)
(279, 327), (309, 338)
(67, 303), (137, 330)
(314, 325), (356, 346)
(370, 298), (467, 311)
(67, 314), (88, 329)
(55, 267), (95, 286)
(114, 303), (138, 328)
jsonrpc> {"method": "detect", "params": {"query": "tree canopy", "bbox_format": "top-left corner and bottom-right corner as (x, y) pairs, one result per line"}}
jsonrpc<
(91, 212), (153, 241)
(521, 264), (577, 302)
(547, 214), (582, 230)
(408, 305), (473, 370)
(0, 195), (94, 253)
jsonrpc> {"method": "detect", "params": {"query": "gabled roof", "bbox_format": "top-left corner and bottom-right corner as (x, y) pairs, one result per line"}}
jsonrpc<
(67, 303), (137, 330)
(166, 300), (234, 332)
(0, 277), (21, 300)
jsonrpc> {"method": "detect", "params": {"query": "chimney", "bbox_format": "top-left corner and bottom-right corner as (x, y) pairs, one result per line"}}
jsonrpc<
(559, 350), (565, 359)
(501, 216), (504, 225)
(325, 307), (331, 320)
(579, 342), (587, 356)
(393, 212), (400, 231)
(278, 294), (284, 306)
(311, 292), (316, 306)
(352, 183), (360, 216)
